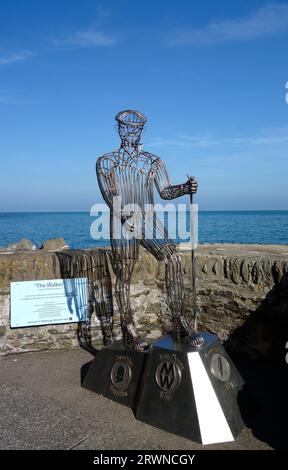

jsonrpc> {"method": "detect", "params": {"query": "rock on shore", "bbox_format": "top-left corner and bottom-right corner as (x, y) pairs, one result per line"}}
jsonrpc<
(1, 238), (37, 251)
(40, 238), (69, 252)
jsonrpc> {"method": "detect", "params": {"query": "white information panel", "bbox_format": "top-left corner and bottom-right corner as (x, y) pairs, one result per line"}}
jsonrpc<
(10, 278), (88, 327)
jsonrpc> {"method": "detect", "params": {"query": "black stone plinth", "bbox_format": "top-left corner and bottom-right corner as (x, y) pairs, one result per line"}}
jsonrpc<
(136, 333), (245, 445)
(81, 342), (147, 410)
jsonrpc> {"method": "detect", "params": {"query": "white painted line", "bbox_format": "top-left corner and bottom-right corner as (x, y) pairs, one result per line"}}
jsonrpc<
(188, 352), (234, 445)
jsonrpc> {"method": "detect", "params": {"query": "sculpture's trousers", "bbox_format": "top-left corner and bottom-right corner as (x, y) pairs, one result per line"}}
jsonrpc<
(111, 215), (187, 344)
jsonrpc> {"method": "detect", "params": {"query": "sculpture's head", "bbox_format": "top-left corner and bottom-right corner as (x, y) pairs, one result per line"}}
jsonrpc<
(115, 110), (147, 146)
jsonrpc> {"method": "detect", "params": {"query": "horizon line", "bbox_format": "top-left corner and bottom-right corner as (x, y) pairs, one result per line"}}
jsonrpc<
(1, 209), (288, 214)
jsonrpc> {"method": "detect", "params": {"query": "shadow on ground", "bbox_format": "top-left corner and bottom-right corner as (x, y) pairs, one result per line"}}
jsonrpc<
(223, 270), (288, 450)
(230, 353), (288, 450)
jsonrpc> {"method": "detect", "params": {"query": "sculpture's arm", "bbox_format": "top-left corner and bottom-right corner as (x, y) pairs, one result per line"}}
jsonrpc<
(154, 158), (198, 200)
(96, 157), (117, 209)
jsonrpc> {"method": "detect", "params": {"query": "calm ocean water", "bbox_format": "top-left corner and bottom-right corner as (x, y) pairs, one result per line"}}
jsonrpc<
(0, 211), (287, 249)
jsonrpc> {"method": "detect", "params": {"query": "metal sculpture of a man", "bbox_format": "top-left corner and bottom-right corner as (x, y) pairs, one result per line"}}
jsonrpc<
(96, 110), (204, 351)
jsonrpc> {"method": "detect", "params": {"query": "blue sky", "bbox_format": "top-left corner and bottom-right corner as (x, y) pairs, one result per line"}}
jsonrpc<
(0, 0), (287, 211)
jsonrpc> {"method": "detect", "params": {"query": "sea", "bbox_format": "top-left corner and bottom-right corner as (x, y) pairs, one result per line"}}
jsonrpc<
(0, 211), (287, 249)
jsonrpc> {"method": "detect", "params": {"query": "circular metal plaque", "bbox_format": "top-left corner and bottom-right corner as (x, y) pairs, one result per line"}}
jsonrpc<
(110, 361), (132, 390)
(211, 353), (231, 382)
(155, 360), (182, 392)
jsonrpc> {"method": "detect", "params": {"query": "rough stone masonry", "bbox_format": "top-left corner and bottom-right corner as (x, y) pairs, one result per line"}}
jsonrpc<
(0, 244), (287, 360)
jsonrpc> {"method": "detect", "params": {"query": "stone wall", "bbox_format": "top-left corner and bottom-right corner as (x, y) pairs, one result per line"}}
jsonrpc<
(0, 244), (287, 360)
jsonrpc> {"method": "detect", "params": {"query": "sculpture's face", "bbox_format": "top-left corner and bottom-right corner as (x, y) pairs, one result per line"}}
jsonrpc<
(115, 110), (147, 146)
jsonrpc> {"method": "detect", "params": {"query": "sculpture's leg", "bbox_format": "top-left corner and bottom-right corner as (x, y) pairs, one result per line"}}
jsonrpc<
(141, 219), (204, 347)
(93, 254), (115, 345)
(165, 249), (204, 347)
(114, 260), (148, 351)
(111, 236), (148, 351)
(77, 249), (114, 347)
(96, 285), (115, 345)
(56, 250), (115, 351)
(76, 250), (115, 348)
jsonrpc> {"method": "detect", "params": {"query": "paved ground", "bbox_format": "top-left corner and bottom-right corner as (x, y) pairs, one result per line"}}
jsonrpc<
(0, 348), (287, 450)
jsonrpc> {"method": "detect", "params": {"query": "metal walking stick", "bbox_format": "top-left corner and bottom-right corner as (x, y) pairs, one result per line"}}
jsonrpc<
(188, 177), (198, 332)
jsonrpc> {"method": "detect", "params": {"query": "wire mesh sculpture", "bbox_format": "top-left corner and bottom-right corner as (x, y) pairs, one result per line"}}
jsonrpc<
(57, 249), (114, 352)
(96, 110), (204, 351)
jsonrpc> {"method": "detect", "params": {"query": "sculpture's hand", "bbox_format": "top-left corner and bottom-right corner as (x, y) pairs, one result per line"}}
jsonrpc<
(184, 176), (198, 194)
(121, 209), (135, 219)
(121, 210), (137, 233)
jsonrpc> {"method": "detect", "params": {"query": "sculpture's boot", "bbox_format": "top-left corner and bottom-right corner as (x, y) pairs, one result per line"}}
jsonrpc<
(122, 323), (149, 351)
(172, 315), (205, 348)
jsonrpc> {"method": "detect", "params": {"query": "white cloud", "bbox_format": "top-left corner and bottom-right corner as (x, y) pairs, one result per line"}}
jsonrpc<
(53, 28), (117, 47)
(169, 3), (288, 45)
(148, 126), (288, 148)
(0, 50), (35, 65)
